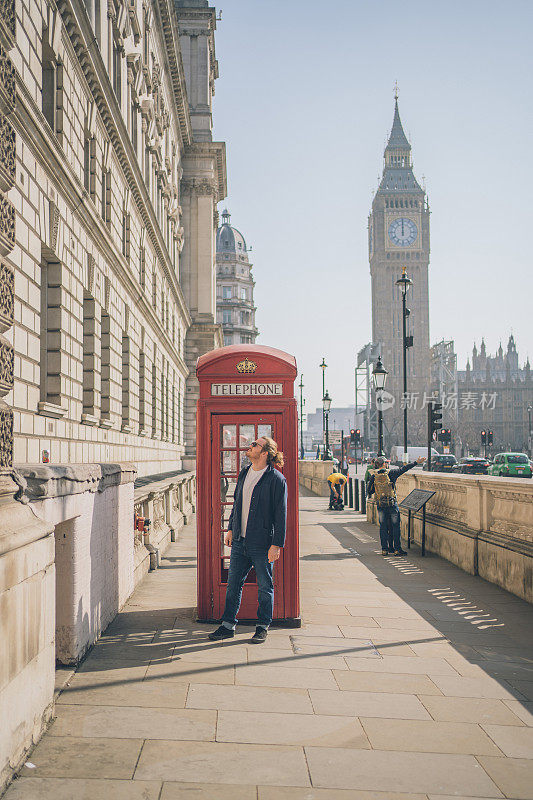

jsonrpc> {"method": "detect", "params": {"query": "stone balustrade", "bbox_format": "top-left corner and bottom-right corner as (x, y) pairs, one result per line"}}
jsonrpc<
(298, 459), (336, 496)
(133, 469), (195, 584)
(366, 471), (533, 603)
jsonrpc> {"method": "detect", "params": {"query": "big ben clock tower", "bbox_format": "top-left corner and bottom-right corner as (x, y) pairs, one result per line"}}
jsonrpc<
(369, 96), (431, 445)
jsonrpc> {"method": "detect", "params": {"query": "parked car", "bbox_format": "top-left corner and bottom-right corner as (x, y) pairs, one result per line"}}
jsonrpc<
(490, 452), (532, 478)
(453, 457), (490, 475)
(425, 454), (457, 472)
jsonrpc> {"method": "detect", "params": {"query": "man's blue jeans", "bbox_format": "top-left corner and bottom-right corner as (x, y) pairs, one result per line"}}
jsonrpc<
(221, 537), (274, 630)
(378, 502), (401, 550)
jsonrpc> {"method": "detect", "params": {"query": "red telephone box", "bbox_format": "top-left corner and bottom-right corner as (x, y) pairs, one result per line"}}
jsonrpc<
(196, 344), (300, 626)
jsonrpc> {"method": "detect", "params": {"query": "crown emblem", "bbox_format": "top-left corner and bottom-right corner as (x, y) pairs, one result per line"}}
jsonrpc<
(236, 358), (257, 374)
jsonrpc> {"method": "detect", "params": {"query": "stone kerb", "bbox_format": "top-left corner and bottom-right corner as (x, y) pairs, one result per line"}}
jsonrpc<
(16, 463), (137, 665)
(367, 472), (533, 603)
(298, 460), (335, 496)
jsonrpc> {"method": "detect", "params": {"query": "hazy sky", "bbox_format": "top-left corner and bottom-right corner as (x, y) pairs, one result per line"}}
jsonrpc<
(212, 0), (533, 417)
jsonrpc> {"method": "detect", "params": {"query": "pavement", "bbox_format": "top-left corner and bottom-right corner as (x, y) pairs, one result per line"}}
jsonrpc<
(5, 491), (533, 799)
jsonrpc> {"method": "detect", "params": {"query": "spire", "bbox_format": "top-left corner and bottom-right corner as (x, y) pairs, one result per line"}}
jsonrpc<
(480, 338), (486, 356)
(385, 98), (411, 152)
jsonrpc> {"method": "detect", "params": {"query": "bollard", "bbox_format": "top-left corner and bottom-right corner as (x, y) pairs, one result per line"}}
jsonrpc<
(354, 479), (360, 511)
(348, 479), (354, 508)
(343, 481), (348, 505)
(361, 480), (366, 514)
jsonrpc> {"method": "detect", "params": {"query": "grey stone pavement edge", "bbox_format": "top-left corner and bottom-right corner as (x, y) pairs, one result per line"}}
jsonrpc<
(4, 489), (533, 800)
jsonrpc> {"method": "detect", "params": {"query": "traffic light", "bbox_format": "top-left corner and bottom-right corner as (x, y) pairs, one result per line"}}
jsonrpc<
(350, 429), (355, 443)
(487, 430), (493, 446)
(438, 428), (446, 442)
(428, 401), (443, 438)
(355, 429), (361, 444)
(481, 430), (487, 445)
(445, 429), (452, 444)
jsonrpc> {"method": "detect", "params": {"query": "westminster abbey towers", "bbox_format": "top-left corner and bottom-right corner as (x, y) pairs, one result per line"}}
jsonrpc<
(369, 99), (431, 443)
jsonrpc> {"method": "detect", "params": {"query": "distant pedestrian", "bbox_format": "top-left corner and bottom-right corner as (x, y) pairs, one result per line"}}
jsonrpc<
(327, 471), (347, 510)
(366, 456), (425, 555)
(208, 436), (287, 644)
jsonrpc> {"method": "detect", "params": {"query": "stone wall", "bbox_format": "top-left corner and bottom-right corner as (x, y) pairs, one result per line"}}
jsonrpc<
(0, 476), (54, 794)
(298, 460), (335, 497)
(18, 463), (137, 665)
(367, 472), (533, 603)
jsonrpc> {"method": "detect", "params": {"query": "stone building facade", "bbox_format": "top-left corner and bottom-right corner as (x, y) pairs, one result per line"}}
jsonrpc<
(369, 98), (431, 445)
(216, 209), (258, 346)
(457, 336), (532, 454)
(0, 0), (225, 789)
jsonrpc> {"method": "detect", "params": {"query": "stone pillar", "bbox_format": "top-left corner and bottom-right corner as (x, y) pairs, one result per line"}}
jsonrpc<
(0, 5), (55, 791)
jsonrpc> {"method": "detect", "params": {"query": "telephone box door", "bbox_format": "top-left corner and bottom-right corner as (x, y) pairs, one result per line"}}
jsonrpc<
(212, 413), (284, 621)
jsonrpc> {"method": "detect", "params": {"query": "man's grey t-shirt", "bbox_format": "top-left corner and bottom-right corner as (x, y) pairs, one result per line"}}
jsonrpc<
(240, 466), (267, 537)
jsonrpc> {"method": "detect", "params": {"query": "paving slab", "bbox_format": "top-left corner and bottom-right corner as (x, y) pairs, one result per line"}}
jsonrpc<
(503, 699), (533, 726)
(259, 789), (427, 800)
(144, 659), (236, 683)
(56, 679), (188, 707)
(476, 756), (533, 800)
(134, 740), (310, 786)
(160, 784), (257, 799)
(2, 778), (162, 799)
(333, 669), (442, 695)
(216, 709), (370, 748)
(360, 717), (503, 755)
(305, 747), (503, 795)
(419, 695), (528, 725)
(18, 736), (143, 779)
(186, 683), (314, 713)
(310, 689), (432, 719)
(344, 655), (459, 676)
(235, 664), (338, 689)
(49, 704), (216, 741)
(481, 724), (533, 758)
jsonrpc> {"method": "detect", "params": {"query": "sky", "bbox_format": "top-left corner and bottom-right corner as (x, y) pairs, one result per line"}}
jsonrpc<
(212, 0), (533, 417)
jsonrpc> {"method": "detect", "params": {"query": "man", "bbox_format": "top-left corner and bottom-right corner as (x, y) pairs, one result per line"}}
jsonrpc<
(366, 455), (426, 556)
(208, 436), (287, 644)
(327, 471), (347, 510)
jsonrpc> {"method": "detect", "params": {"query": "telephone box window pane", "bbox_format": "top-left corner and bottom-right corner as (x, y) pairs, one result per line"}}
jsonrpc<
(240, 451), (251, 470)
(220, 506), (232, 530)
(239, 425), (255, 448)
(257, 424), (272, 439)
(220, 477), (237, 502)
(221, 451), (237, 474)
(222, 425), (237, 448)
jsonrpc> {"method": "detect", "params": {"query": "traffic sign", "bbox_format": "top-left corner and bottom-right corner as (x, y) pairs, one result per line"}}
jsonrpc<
(327, 430), (342, 445)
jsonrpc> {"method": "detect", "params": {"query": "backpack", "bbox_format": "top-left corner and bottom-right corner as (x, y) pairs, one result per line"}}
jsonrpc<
(373, 469), (396, 507)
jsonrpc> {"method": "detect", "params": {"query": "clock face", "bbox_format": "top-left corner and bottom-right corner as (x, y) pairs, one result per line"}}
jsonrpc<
(388, 217), (418, 247)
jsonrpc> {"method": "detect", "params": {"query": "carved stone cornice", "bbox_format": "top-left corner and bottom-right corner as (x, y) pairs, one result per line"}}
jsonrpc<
(0, 333), (13, 397)
(0, 41), (15, 114)
(0, 0), (15, 53)
(15, 462), (138, 501)
(181, 177), (217, 197)
(0, 259), (13, 333)
(0, 193), (14, 256)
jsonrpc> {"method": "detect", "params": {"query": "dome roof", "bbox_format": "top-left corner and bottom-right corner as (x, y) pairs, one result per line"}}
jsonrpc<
(216, 210), (248, 259)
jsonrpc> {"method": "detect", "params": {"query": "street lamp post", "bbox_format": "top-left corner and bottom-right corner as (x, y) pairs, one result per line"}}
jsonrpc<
(527, 403), (533, 458)
(298, 375), (305, 460)
(320, 358), (327, 452)
(372, 356), (388, 458)
(396, 267), (413, 463)
(323, 390), (332, 460)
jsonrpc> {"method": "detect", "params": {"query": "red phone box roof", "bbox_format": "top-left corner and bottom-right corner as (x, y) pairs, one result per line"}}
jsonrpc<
(197, 345), (297, 400)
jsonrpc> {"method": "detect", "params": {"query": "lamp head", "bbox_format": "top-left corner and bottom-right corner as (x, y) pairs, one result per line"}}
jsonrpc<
(372, 356), (388, 391)
(323, 390), (332, 412)
(395, 266), (413, 294)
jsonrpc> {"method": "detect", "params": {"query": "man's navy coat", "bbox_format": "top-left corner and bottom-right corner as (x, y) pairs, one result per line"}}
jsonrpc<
(228, 463), (287, 548)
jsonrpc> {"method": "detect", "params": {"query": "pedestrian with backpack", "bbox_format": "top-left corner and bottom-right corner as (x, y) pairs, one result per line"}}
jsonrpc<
(366, 455), (426, 556)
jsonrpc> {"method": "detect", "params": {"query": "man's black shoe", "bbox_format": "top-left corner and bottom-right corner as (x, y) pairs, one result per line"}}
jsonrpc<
(208, 625), (234, 641)
(381, 549), (389, 556)
(250, 626), (268, 644)
(394, 548), (408, 556)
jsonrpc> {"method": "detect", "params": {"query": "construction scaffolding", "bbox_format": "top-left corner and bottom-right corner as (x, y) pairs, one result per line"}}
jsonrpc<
(356, 342), (381, 451)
